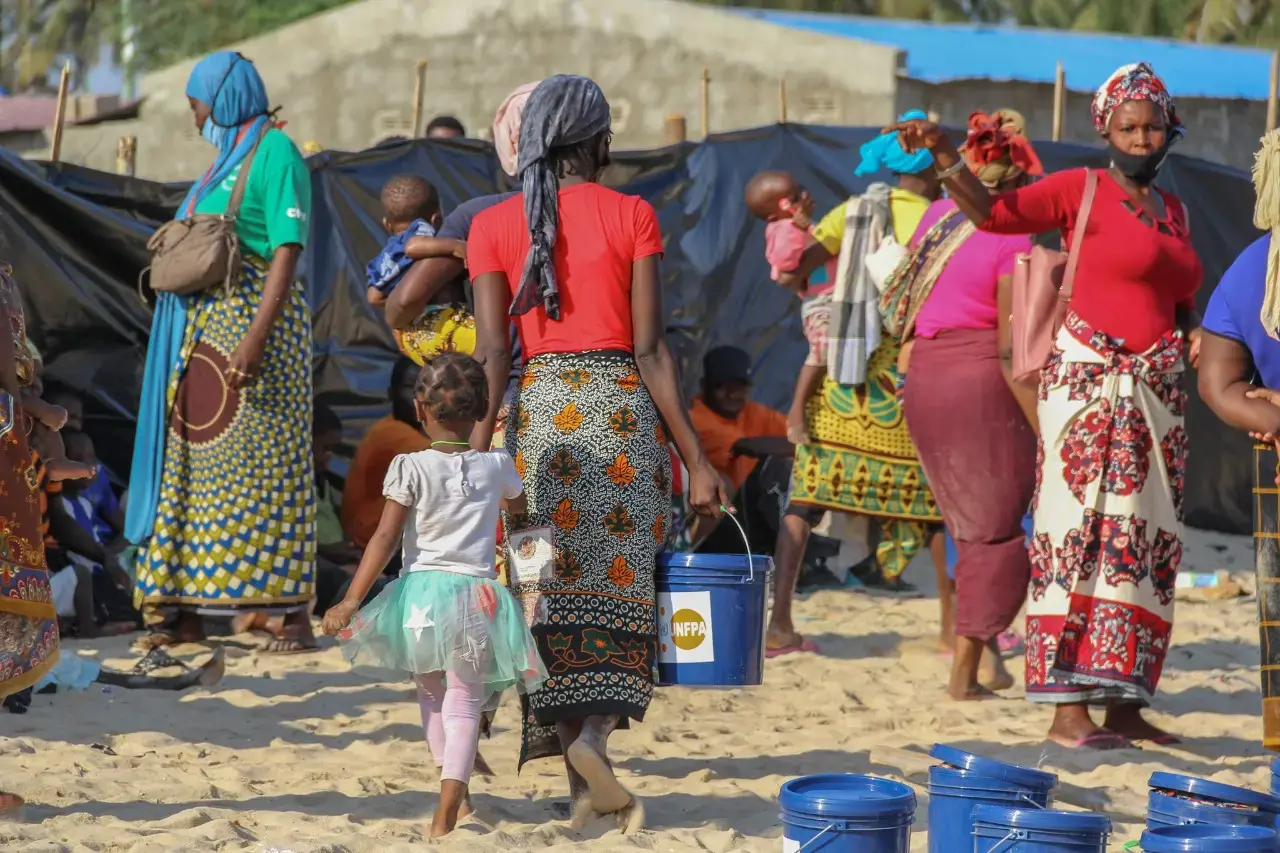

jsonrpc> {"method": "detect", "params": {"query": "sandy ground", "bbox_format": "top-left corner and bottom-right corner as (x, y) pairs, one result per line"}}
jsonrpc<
(0, 527), (1270, 852)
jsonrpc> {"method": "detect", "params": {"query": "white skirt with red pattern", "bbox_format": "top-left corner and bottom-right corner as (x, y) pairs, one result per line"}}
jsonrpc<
(1024, 311), (1186, 706)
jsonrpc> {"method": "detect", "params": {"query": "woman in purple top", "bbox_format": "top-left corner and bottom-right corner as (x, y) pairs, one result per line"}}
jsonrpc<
(897, 114), (1040, 701)
(1199, 131), (1280, 748)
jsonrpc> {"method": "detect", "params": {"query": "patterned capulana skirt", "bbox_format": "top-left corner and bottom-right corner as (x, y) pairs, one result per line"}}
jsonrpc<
(134, 259), (316, 623)
(504, 351), (672, 769)
(1025, 311), (1185, 706)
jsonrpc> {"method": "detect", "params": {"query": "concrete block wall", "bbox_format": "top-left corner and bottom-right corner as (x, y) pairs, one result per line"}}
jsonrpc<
(54, 0), (902, 182)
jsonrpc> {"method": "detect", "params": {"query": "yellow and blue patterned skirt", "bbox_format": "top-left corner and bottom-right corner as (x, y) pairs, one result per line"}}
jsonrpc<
(789, 335), (940, 579)
(134, 259), (315, 621)
(393, 303), (475, 365)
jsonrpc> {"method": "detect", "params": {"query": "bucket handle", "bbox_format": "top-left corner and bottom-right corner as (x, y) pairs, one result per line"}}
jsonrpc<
(718, 504), (756, 583)
(793, 822), (834, 851)
(975, 830), (1023, 853)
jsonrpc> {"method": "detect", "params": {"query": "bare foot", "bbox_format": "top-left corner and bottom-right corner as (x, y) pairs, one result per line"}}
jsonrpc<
(616, 793), (645, 835)
(197, 646), (227, 687)
(766, 625), (807, 653)
(568, 796), (596, 830)
(231, 612), (275, 636)
(44, 458), (97, 482)
(1105, 705), (1180, 744)
(1046, 705), (1131, 749)
(978, 652), (1015, 691)
(430, 779), (467, 837)
(948, 683), (999, 701)
(566, 740), (632, 814)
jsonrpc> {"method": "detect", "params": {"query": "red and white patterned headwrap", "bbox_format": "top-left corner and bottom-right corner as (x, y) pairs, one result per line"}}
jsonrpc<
(1091, 62), (1184, 138)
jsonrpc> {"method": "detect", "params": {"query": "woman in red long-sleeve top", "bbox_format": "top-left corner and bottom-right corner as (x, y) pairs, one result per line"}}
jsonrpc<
(892, 62), (1203, 750)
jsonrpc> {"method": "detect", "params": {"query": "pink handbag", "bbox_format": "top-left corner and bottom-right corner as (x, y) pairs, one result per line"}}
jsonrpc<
(1011, 168), (1098, 382)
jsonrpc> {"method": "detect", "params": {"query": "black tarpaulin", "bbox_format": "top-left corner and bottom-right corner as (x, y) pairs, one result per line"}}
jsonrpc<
(0, 124), (1261, 533)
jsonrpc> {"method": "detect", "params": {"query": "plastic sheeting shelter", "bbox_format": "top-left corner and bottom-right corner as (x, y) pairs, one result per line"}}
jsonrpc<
(0, 124), (1259, 533)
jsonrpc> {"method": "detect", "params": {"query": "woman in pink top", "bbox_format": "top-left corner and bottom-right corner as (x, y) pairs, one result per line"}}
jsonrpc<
(898, 114), (1040, 701)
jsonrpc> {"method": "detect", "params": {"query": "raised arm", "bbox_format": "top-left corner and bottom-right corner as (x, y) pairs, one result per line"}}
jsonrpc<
(886, 119), (1080, 235)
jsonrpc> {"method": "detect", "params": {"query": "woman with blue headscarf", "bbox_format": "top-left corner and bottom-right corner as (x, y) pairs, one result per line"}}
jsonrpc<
(765, 113), (945, 658)
(126, 51), (317, 653)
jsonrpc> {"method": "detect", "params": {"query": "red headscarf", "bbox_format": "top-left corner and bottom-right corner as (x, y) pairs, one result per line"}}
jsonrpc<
(961, 112), (1044, 184)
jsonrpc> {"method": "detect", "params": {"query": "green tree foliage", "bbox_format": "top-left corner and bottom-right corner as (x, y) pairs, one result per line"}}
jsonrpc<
(3, 0), (1279, 97)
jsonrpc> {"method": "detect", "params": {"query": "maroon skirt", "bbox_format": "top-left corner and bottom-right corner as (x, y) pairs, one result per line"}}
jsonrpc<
(903, 328), (1037, 639)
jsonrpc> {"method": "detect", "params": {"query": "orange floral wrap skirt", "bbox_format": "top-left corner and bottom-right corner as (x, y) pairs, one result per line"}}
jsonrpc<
(503, 351), (671, 769)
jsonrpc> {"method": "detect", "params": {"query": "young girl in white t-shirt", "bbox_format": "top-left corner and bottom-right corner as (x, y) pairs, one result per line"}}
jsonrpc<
(322, 353), (545, 838)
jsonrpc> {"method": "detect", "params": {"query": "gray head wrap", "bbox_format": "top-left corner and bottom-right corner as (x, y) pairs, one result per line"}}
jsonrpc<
(511, 74), (612, 320)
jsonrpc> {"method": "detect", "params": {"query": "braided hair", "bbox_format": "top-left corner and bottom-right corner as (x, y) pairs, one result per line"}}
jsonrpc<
(413, 352), (489, 423)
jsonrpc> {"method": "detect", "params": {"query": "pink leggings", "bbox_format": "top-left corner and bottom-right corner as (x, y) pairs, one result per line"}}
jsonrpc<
(415, 672), (486, 783)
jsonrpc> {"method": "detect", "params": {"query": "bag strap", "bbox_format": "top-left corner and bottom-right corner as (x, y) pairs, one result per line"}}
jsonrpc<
(223, 122), (270, 220)
(1059, 168), (1098, 303)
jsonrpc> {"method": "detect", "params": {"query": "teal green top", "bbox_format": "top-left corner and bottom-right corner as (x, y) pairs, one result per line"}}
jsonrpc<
(192, 128), (311, 260)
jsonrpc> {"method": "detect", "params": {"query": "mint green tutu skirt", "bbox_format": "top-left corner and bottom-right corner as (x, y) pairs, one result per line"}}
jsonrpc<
(339, 570), (546, 697)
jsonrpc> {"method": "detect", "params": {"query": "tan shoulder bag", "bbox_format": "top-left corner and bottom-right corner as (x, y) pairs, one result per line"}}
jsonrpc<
(141, 124), (269, 299)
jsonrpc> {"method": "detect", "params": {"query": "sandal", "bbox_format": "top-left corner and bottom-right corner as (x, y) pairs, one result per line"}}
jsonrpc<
(131, 647), (191, 675)
(262, 636), (319, 655)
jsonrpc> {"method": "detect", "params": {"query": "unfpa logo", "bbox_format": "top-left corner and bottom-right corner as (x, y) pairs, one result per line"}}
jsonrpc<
(670, 608), (707, 651)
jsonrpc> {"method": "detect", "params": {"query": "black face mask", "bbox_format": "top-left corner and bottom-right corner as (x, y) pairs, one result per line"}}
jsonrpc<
(1107, 138), (1174, 185)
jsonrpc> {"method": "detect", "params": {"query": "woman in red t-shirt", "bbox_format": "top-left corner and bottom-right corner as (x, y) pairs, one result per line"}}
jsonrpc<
(891, 63), (1203, 750)
(468, 75), (725, 822)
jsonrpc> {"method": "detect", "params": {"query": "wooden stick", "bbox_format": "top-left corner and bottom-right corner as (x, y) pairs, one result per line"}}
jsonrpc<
(1052, 61), (1065, 142)
(700, 68), (710, 138)
(49, 61), (71, 163)
(115, 135), (137, 176)
(664, 113), (687, 145)
(779, 77), (788, 124)
(1269, 51), (1279, 133)
(411, 59), (428, 137)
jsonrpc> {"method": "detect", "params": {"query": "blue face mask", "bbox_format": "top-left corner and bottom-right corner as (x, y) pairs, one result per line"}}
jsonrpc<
(201, 117), (230, 148)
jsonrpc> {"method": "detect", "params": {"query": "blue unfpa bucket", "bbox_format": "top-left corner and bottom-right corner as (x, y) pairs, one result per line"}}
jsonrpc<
(972, 805), (1110, 852)
(1139, 824), (1279, 852)
(1147, 773), (1280, 830)
(655, 551), (771, 687)
(928, 745), (1058, 853)
(779, 773), (916, 853)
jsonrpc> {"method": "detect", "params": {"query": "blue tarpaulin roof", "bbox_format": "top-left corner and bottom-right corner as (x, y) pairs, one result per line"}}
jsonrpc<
(737, 10), (1274, 101)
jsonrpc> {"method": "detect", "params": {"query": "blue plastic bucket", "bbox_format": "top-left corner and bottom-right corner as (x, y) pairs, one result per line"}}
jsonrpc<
(971, 805), (1110, 852)
(1139, 824), (1279, 852)
(779, 773), (916, 853)
(1271, 760), (1280, 798)
(1147, 773), (1280, 830)
(928, 745), (1058, 853)
(655, 551), (771, 686)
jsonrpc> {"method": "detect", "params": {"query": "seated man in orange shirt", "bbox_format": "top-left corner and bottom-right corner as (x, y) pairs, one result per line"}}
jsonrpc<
(689, 346), (793, 553)
(342, 357), (432, 558)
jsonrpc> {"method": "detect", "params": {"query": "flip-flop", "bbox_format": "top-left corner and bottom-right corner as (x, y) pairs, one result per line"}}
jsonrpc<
(1137, 733), (1182, 746)
(766, 639), (820, 659)
(1064, 731), (1132, 751)
(997, 631), (1025, 656)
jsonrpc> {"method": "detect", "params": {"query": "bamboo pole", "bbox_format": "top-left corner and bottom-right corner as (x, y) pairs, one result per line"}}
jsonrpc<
(48, 61), (71, 163)
(1052, 61), (1065, 142)
(115, 135), (136, 176)
(411, 59), (428, 137)
(700, 68), (710, 138)
(778, 77), (788, 124)
(1269, 51), (1279, 133)
(664, 113), (687, 145)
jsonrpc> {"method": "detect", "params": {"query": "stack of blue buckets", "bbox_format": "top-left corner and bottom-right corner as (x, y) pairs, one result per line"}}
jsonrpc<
(776, 747), (1280, 851)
